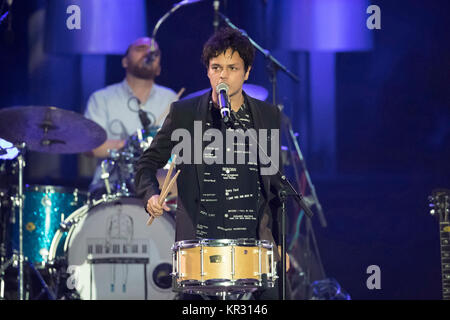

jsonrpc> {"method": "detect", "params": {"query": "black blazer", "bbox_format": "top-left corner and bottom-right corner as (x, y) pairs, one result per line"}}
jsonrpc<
(135, 90), (283, 253)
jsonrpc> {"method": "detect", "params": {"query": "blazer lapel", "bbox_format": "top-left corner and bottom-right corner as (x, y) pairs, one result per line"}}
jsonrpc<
(195, 91), (211, 198)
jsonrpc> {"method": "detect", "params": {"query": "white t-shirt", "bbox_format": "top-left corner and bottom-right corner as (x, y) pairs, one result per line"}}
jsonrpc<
(84, 79), (177, 192)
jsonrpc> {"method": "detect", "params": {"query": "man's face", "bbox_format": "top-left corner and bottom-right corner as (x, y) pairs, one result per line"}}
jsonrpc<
(122, 37), (161, 80)
(207, 48), (251, 100)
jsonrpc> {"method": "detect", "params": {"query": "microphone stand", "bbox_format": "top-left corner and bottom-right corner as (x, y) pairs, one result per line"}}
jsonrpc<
(284, 115), (327, 228)
(213, 0), (220, 32)
(230, 109), (313, 301)
(276, 172), (314, 300)
(217, 12), (300, 105)
(151, 0), (205, 43)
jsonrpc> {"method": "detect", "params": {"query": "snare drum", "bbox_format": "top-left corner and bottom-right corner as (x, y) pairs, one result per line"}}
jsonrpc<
(49, 196), (176, 300)
(171, 239), (277, 295)
(10, 185), (87, 265)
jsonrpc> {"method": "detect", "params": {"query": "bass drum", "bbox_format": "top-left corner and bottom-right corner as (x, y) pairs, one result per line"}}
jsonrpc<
(49, 197), (175, 300)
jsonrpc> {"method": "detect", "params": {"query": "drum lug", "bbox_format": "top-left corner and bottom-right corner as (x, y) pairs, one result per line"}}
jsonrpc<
(267, 250), (277, 280)
(258, 245), (262, 279)
(231, 245), (235, 277)
(200, 245), (205, 278)
(70, 188), (80, 206)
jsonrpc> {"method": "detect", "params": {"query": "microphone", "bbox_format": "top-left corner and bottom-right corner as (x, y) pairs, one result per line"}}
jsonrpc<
(216, 83), (233, 127)
(135, 98), (152, 129)
(144, 38), (159, 65)
(144, 51), (157, 65)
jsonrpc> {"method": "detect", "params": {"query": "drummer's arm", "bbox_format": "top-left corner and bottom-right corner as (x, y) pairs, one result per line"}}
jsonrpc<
(84, 92), (127, 158)
(87, 139), (126, 158)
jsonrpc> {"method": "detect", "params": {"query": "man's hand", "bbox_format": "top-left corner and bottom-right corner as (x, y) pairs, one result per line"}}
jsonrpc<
(146, 194), (171, 219)
(86, 139), (126, 158)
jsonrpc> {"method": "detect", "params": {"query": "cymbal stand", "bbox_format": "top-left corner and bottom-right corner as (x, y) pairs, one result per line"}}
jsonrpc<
(13, 143), (26, 300)
(0, 184), (7, 299)
(0, 162), (15, 300)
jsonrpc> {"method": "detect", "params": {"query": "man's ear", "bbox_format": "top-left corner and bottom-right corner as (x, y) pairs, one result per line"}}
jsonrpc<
(122, 56), (128, 69)
(244, 66), (252, 81)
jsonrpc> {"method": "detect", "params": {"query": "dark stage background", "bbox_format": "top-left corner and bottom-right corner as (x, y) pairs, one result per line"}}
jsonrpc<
(0, 0), (449, 299)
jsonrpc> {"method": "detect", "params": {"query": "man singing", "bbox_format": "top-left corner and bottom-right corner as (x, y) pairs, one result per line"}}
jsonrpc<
(135, 27), (288, 300)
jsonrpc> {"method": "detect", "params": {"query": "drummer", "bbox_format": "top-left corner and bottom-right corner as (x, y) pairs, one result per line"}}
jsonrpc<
(84, 37), (178, 195)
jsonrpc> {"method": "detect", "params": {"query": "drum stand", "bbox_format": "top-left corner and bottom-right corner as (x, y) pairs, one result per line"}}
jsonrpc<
(0, 143), (28, 300)
(0, 188), (8, 300)
(198, 291), (252, 301)
(0, 160), (17, 299)
(26, 260), (56, 300)
(13, 143), (26, 300)
(0, 253), (21, 299)
(0, 144), (58, 300)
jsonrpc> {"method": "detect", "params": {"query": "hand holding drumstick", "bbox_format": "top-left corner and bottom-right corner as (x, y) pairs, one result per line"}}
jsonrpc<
(146, 156), (180, 226)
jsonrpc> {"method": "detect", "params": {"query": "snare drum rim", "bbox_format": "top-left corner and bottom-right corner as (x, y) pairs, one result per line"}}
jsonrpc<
(172, 238), (273, 250)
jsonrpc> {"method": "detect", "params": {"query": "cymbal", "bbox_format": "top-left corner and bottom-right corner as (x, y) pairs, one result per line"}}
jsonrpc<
(182, 83), (269, 101)
(0, 138), (19, 160)
(0, 106), (107, 154)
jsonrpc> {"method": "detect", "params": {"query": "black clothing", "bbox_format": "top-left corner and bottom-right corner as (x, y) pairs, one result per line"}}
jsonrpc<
(196, 100), (260, 240)
(135, 90), (283, 253)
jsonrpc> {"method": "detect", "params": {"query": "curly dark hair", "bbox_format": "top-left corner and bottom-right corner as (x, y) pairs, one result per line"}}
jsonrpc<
(201, 27), (255, 72)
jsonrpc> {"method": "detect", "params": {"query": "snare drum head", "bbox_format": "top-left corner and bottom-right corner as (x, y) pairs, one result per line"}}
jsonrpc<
(66, 197), (175, 300)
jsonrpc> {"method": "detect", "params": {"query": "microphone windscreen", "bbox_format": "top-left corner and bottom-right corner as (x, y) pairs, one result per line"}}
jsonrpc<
(216, 82), (229, 93)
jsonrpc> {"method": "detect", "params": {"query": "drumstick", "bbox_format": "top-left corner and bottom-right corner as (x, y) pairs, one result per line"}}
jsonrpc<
(160, 154), (177, 197)
(176, 87), (186, 100)
(146, 161), (175, 226)
(146, 169), (181, 226)
(158, 169), (180, 205)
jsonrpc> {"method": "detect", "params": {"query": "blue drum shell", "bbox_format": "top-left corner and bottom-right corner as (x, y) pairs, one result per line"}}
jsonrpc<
(11, 185), (87, 265)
